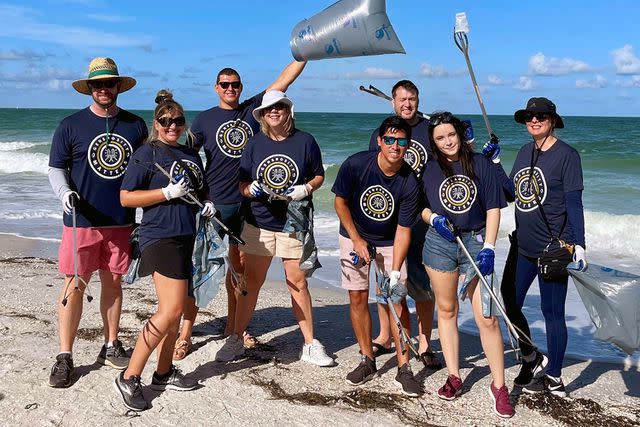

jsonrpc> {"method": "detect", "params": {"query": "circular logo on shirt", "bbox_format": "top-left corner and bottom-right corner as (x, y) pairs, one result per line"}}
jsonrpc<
(360, 185), (395, 222)
(87, 133), (133, 179)
(404, 140), (428, 175)
(439, 175), (477, 214)
(257, 154), (299, 195)
(216, 119), (253, 158)
(169, 160), (204, 205)
(513, 166), (547, 212)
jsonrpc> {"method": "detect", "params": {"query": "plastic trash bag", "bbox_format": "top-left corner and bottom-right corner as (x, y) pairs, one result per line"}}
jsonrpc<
(290, 0), (405, 61)
(191, 214), (228, 309)
(569, 263), (640, 355)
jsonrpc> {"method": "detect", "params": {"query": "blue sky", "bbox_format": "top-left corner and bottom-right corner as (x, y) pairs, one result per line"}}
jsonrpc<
(1, 0), (639, 116)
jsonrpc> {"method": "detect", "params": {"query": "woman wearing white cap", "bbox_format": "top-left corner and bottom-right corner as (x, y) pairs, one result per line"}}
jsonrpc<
(214, 90), (333, 367)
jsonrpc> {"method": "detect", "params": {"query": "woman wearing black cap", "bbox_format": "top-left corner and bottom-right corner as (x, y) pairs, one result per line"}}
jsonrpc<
(490, 97), (587, 398)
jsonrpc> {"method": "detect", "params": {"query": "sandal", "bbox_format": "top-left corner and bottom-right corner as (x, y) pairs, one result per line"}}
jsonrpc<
(419, 351), (443, 370)
(173, 339), (191, 361)
(243, 332), (260, 349)
(372, 342), (394, 356)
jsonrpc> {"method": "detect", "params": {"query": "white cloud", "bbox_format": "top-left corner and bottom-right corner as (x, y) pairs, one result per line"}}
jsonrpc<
(345, 67), (406, 79)
(0, 49), (54, 61)
(87, 14), (135, 23)
(513, 76), (537, 91)
(576, 75), (607, 89)
(611, 45), (640, 75)
(487, 74), (507, 85)
(0, 5), (151, 49)
(528, 52), (590, 76)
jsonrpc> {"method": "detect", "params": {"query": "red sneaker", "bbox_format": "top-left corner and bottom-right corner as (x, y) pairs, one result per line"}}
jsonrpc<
(437, 374), (463, 400)
(490, 381), (515, 418)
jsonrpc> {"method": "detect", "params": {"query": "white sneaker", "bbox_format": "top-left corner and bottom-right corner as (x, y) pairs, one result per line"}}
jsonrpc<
(300, 339), (334, 367)
(215, 335), (245, 362)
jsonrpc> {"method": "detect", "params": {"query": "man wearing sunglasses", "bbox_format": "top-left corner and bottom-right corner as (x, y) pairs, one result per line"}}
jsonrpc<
(174, 60), (307, 356)
(367, 80), (441, 370)
(333, 116), (422, 397)
(47, 57), (148, 388)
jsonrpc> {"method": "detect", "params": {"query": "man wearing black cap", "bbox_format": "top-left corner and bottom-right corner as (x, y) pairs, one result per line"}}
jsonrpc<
(47, 57), (148, 388)
(488, 97), (586, 398)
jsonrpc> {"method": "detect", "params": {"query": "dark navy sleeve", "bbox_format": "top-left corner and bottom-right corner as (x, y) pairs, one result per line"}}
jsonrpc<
(562, 149), (584, 192)
(493, 162), (515, 202)
(121, 147), (151, 191)
(238, 138), (254, 183)
(398, 172), (419, 227)
(478, 156), (507, 210)
(189, 113), (205, 150)
(331, 156), (354, 198)
(308, 137), (325, 179)
(242, 91), (266, 112)
(49, 120), (72, 169)
(565, 190), (585, 247)
(369, 129), (379, 151)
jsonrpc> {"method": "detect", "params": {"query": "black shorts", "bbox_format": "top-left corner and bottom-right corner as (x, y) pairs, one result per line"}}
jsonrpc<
(138, 235), (195, 280)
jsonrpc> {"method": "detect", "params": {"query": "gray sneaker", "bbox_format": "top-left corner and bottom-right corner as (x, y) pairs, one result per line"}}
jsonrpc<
(114, 371), (148, 412)
(49, 353), (74, 388)
(97, 340), (129, 370)
(151, 365), (198, 391)
(215, 335), (245, 362)
(394, 363), (422, 397)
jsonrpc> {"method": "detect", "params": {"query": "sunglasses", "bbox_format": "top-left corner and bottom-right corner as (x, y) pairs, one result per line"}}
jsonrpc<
(523, 112), (550, 122)
(156, 116), (186, 127)
(218, 81), (241, 89)
(382, 135), (409, 147)
(89, 79), (118, 90)
(428, 112), (454, 127)
(268, 102), (288, 111)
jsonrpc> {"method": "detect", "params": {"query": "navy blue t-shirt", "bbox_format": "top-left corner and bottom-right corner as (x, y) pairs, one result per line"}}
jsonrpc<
(239, 129), (324, 232)
(332, 151), (420, 247)
(49, 107), (148, 227)
(190, 92), (264, 204)
(121, 142), (207, 251)
(510, 139), (583, 257)
(369, 117), (432, 179)
(422, 153), (506, 231)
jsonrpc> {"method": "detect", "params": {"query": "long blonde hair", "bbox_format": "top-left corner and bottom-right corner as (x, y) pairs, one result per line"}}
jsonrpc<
(259, 106), (295, 139)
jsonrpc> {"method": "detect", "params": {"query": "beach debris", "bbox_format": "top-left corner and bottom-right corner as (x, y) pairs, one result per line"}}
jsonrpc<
(24, 402), (38, 410)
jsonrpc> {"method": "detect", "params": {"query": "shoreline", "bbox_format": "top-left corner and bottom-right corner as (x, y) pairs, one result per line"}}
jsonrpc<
(0, 236), (638, 425)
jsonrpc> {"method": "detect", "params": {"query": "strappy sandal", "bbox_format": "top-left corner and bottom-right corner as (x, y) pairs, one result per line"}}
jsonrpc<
(419, 351), (443, 369)
(173, 339), (191, 361)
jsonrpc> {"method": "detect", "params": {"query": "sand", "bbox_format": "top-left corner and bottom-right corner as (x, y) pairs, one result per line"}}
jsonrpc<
(0, 234), (638, 426)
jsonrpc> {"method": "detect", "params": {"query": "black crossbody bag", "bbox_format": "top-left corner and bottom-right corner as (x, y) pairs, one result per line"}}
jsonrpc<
(528, 145), (573, 282)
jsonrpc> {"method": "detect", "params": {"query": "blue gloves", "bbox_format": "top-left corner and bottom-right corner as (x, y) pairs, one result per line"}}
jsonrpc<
(482, 134), (501, 163)
(476, 244), (495, 276)
(572, 244), (588, 271)
(430, 213), (456, 242)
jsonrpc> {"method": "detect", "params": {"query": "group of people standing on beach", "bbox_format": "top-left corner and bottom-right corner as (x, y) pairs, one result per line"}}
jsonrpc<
(47, 56), (587, 418)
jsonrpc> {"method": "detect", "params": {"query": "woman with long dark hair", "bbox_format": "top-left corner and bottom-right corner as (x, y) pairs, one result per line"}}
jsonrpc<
(421, 112), (513, 418)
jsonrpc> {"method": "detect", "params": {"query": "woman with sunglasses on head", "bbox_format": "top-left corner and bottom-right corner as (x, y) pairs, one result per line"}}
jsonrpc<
(215, 90), (333, 367)
(420, 112), (513, 418)
(115, 90), (215, 411)
(487, 98), (586, 398)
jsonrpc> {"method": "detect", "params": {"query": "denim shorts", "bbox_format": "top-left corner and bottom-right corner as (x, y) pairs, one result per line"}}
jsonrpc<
(214, 202), (244, 244)
(422, 226), (484, 276)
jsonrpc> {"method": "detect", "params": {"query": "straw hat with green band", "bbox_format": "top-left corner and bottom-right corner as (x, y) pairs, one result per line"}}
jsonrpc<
(72, 57), (136, 95)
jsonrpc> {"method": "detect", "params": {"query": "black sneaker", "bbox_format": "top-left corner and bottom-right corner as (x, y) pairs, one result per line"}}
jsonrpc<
(151, 365), (198, 391)
(514, 351), (548, 387)
(522, 374), (567, 398)
(115, 371), (148, 411)
(394, 363), (422, 397)
(97, 340), (130, 370)
(346, 355), (377, 386)
(49, 353), (74, 388)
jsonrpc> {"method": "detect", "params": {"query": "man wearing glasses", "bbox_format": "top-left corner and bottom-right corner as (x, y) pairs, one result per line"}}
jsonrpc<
(174, 60), (307, 357)
(368, 80), (441, 370)
(333, 116), (423, 397)
(47, 57), (148, 388)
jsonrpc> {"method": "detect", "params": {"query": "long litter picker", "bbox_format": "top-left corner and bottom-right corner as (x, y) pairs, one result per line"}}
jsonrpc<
(454, 235), (536, 355)
(454, 12), (499, 145)
(61, 193), (93, 306)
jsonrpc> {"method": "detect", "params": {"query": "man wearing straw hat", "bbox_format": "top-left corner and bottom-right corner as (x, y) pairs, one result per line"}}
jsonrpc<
(47, 57), (148, 388)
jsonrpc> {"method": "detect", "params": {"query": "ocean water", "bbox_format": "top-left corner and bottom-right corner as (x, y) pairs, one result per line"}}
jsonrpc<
(1, 108), (639, 365)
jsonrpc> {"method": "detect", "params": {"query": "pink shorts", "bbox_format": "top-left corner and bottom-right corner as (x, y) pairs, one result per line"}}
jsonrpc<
(339, 235), (407, 291)
(58, 226), (132, 276)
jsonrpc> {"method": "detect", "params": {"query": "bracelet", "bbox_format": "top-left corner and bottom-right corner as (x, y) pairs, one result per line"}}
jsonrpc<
(483, 242), (496, 250)
(305, 183), (313, 194)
